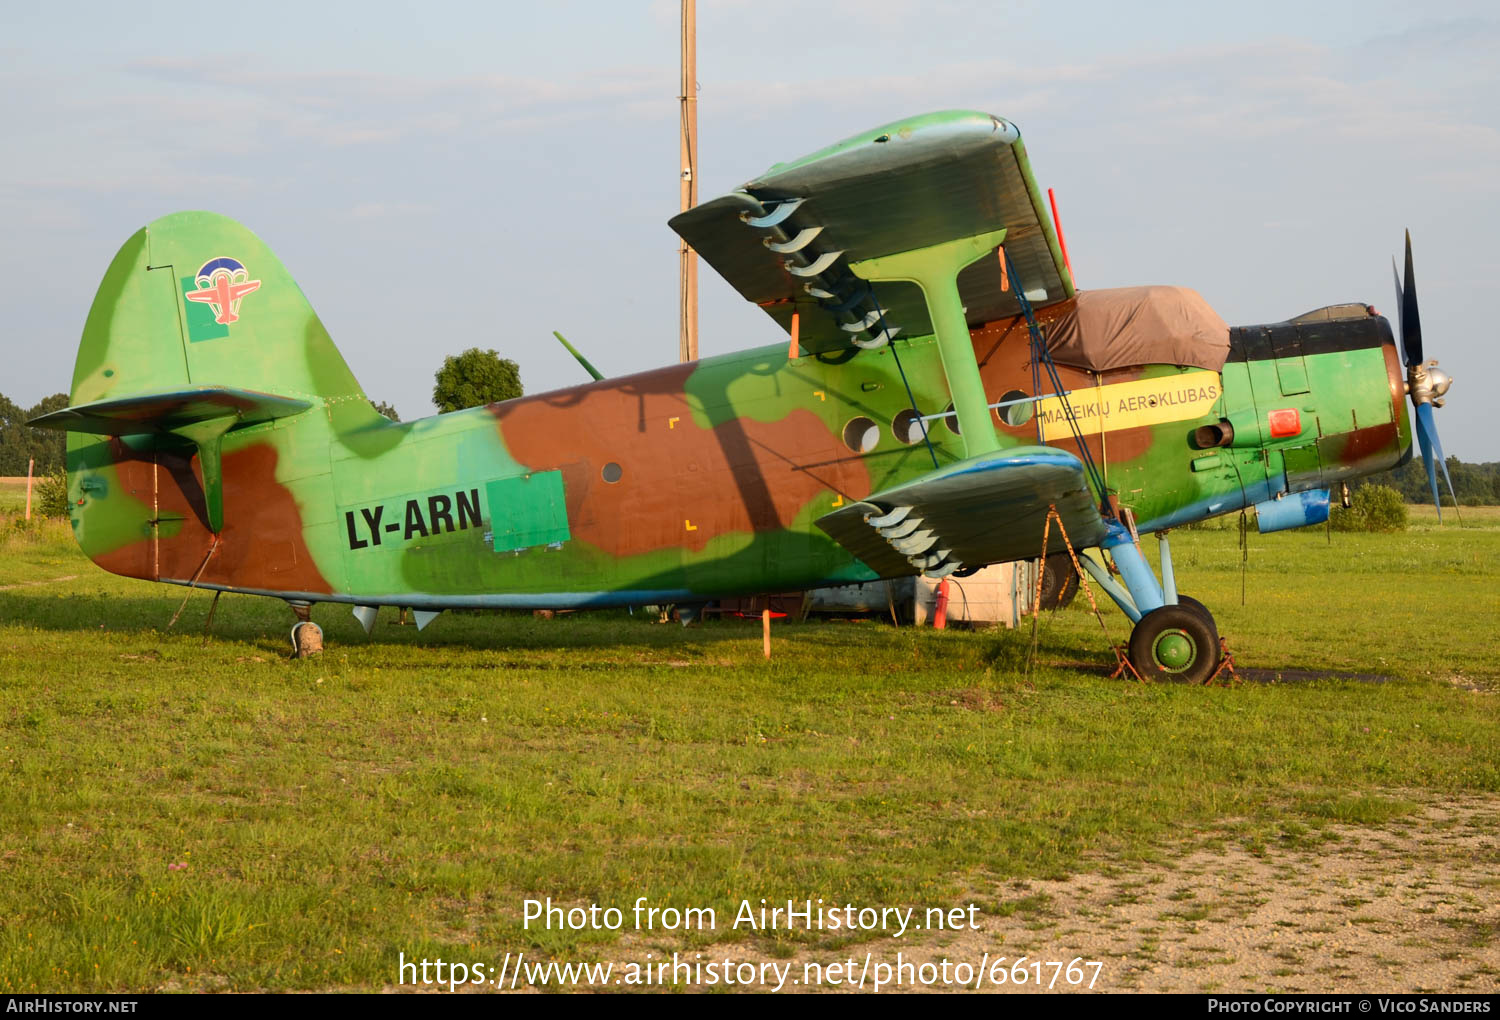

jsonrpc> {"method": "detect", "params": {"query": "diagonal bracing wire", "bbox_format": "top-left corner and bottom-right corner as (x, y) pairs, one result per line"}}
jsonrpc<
(1003, 248), (1109, 509)
(870, 296), (941, 470)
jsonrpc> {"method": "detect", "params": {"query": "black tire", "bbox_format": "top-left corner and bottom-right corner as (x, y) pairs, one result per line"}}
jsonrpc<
(1128, 603), (1220, 684)
(1037, 553), (1080, 610)
(1175, 595), (1214, 626)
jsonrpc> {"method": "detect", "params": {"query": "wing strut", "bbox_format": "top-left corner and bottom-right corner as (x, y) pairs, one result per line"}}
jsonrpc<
(1004, 247), (1109, 507)
(849, 229), (1009, 458)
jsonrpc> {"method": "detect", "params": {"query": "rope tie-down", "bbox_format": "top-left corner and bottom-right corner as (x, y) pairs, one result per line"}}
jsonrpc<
(1028, 505), (1241, 685)
(1028, 504), (1143, 683)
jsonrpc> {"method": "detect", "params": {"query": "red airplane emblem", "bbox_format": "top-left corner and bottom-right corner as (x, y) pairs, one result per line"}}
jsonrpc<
(185, 268), (261, 325)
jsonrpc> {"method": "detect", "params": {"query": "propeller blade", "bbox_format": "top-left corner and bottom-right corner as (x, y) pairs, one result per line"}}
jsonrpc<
(1413, 402), (1440, 521)
(1391, 257), (1409, 364)
(1400, 230), (1423, 366)
(1415, 401), (1460, 517)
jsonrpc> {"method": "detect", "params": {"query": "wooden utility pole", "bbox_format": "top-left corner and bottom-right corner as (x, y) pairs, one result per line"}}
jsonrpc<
(678, 0), (699, 363)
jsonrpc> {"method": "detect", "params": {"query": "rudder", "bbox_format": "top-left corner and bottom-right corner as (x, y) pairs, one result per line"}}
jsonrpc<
(71, 211), (371, 412)
(39, 212), (384, 596)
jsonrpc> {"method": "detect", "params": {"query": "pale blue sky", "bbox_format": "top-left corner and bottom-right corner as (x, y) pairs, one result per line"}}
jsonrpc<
(3, 1), (1496, 456)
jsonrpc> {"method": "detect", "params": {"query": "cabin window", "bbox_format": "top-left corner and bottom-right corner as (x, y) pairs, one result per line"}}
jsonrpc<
(892, 408), (928, 445)
(998, 389), (1034, 427)
(942, 403), (961, 436)
(842, 416), (880, 454)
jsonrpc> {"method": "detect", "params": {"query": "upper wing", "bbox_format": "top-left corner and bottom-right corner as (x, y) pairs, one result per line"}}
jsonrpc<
(669, 110), (1075, 354)
(815, 447), (1106, 579)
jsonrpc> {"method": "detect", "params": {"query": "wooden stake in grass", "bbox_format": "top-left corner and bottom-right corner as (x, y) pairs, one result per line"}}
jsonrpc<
(762, 604), (771, 660)
(24, 458), (33, 521)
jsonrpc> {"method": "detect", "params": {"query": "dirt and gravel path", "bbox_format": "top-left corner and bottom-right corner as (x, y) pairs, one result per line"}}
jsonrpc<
(843, 794), (1500, 993)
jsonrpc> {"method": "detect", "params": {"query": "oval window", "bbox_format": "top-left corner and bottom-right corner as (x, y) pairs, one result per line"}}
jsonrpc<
(842, 416), (880, 454)
(892, 408), (928, 445)
(942, 402), (961, 436)
(998, 389), (1034, 427)
(601, 462), (623, 483)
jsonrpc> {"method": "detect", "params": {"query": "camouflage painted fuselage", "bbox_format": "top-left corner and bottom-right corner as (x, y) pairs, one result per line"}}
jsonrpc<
(60, 212), (1409, 610)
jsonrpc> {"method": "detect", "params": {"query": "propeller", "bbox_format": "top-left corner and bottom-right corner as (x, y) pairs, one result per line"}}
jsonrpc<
(1391, 230), (1457, 519)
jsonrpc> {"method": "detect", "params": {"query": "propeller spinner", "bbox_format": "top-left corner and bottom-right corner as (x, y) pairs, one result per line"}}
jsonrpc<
(1392, 230), (1458, 519)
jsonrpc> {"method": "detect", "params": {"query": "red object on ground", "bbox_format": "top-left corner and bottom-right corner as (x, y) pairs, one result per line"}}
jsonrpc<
(933, 578), (950, 630)
(1268, 408), (1302, 438)
(789, 311), (800, 360)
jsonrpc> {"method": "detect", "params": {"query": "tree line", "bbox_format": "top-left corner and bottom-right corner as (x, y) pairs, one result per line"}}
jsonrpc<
(0, 393), (67, 475)
(1354, 455), (1500, 507)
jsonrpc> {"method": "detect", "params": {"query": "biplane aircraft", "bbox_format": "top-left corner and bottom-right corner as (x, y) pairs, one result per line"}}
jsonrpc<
(32, 110), (1455, 683)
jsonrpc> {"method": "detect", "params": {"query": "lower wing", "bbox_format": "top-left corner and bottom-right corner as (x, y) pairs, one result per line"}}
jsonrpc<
(816, 447), (1106, 579)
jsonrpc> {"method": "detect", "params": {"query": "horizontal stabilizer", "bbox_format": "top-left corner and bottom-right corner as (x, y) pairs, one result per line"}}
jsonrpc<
(28, 386), (312, 436)
(816, 447), (1106, 578)
(31, 386), (312, 534)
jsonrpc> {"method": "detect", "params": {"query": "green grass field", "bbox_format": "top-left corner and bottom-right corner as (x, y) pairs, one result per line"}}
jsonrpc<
(1, 489), (1497, 992)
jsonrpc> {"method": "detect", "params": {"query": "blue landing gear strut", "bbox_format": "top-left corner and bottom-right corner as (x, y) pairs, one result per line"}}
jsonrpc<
(1080, 522), (1224, 684)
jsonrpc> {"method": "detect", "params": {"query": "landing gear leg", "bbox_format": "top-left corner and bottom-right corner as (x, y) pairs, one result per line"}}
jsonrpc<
(1087, 525), (1222, 684)
(288, 601), (323, 659)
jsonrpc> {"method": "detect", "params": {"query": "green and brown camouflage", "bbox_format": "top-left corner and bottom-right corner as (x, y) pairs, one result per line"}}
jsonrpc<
(30, 110), (1413, 642)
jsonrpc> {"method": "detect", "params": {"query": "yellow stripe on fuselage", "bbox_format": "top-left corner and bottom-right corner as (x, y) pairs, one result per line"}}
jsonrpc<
(1033, 370), (1221, 442)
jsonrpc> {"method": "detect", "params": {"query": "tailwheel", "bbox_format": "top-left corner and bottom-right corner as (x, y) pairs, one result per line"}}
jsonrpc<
(290, 620), (324, 658)
(1127, 602), (1219, 684)
(287, 601), (323, 659)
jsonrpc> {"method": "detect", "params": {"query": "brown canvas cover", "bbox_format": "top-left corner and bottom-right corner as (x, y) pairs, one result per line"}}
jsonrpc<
(1045, 286), (1230, 373)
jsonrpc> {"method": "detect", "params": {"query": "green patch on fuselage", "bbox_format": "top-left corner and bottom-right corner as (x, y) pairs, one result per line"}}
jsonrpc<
(487, 472), (570, 551)
(179, 277), (229, 343)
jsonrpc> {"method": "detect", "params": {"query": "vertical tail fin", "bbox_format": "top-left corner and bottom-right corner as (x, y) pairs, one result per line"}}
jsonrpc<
(33, 211), (388, 595)
(71, 210), (373, 415)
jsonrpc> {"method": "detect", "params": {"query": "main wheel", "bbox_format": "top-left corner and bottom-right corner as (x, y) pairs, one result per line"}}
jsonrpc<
(1175, 595), (1213, 625)
(1037, 553), (1080, 610)
(1128, 603), (1219, 684)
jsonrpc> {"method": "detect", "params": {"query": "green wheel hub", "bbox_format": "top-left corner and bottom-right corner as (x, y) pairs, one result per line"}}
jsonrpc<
(1152, 629), (1196, 670)
(1129, 601), (1220, 684)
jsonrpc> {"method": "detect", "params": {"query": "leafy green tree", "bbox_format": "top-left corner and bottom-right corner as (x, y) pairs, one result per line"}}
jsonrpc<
(1331, 484), (1408, 532)
(35, 468), (70, 519)
(432, 349), (523, 414)
(372, 400), (401, 422)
